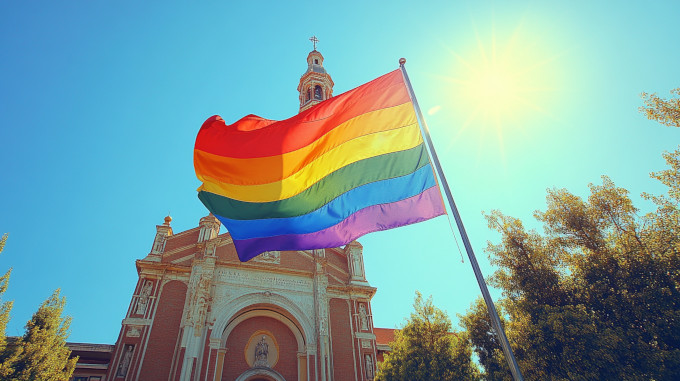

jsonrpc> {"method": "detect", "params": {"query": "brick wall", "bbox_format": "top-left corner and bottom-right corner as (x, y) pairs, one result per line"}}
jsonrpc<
(163, 229), (200, 253)
(330, 298), (356, 381)
(138, 280), (186, 381)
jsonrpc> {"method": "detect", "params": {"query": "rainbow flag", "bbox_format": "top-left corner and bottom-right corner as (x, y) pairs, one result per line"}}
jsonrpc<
(194, 69), (446, 262)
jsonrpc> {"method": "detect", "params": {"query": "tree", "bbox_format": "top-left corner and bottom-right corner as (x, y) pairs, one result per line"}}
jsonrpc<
(640, 87), (680, 127)
(0, 289), (77, 381)
(376, 291), (480, 381)
(460, 87), (680, 380)
(459, 298), (511, 381)
(0, 235), (77, 380)
(0, 234), (12, 354)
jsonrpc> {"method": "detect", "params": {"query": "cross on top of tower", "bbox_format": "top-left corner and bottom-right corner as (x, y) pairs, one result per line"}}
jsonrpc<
(309, 35), (319, 50)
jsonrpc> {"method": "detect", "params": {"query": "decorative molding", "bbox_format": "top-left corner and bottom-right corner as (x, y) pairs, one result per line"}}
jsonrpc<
(122, 317), (151, 326)
(213, 268), (313, 292)
(220, 309), (305, 353)
(313, 248), (326, 259)
(355, 332), (376, 340)
(126, 325), (142, 337)
(211, 292), (314, 347)
(304, 344), (317, 354)
(183, 261), (214, 336)
(198, 215), (220, 243)
(319, 317), (328, 335)
(136, 260), (192, 276)
(160, 276), (190, 287)
(252, 251), (280, 264)
(216, 236), (233, 246)
(204, 241), (217, 257)
(208, 337), (222, 349)
(234, 367), (286, 381)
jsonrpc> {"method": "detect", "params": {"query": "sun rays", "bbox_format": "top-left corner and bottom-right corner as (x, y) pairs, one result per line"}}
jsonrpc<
(431, 17), (565, 167)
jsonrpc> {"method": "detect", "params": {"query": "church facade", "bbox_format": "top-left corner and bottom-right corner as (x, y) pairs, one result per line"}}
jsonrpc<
(70, 48), (394, 381)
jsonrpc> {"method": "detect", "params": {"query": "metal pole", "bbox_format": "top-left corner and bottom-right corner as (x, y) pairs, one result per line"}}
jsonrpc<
(399, 58), (524, 381)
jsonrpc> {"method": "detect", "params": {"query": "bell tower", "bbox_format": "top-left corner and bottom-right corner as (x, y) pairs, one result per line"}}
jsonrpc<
(298, 36), (334, 112)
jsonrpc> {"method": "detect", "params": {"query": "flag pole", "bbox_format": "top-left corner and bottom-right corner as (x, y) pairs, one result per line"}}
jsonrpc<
(399, 58), (524, 381)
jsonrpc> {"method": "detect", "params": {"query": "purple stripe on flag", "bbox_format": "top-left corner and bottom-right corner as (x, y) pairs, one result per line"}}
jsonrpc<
(233, 186), (445, 262)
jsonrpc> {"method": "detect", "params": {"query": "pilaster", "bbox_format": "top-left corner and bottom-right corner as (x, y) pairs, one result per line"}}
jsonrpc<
(144, 215), (173, 262)
(179, 252), (216, 380)
(312, 248), (331, 381)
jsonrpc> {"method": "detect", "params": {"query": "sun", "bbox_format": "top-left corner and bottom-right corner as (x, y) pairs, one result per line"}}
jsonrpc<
(466, 64), (521, 118)
(435, 19), (564, 140)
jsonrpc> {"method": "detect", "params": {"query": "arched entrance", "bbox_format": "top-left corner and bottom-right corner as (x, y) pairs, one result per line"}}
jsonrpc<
(214, 304), (308, 381)
(235, 366), (286, 381)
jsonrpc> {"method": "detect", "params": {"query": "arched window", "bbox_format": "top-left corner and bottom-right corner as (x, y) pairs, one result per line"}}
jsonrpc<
(314, 59), (319, 64)
(314, 85), (322, 100)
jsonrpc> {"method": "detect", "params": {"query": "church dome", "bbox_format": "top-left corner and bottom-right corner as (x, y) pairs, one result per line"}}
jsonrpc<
(304, 50), (326, 74)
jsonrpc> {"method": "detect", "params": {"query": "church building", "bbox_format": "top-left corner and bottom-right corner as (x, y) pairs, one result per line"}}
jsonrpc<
(69, 45), (394, 381)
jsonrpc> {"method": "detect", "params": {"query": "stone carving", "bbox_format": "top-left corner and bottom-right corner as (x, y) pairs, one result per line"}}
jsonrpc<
(359, 303), (369, 331)
(194, 295), (208, 333)
(126, 326), (141, 337)
(361, 339), (371, 349)
(135, 280), (153, 315)
(116, 344), (134, 377)
(152, 233), (166, 253)
(191, 275), (211, 334)
(252, 250), (280, 264)
(346, 243), (366, 280)
(352, 252), (363, 278)
(254, 336), (269, 367)
(204, 242), (217, 257)
(184, 267), (214, 334)
(214, 269), (312, 291)
(365, 354), (374, 379)
(313, 248), (326, 258)
(319, 317), (328, 335)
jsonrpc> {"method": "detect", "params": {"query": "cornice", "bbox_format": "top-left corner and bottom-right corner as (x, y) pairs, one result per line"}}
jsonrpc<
(136, 259), (192, 274)
(326, 284), (377, 298)
(214, 260), (314, 279)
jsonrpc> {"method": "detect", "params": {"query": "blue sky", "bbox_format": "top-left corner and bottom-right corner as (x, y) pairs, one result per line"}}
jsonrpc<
(1, 1), (679, 344)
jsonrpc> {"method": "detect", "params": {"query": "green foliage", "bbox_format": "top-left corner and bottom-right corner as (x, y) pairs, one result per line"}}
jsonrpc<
(459, 299), (511, 381)
(377, 291), (480, 381)
(0, 237), (76, 381)
(0, 234), (11, 354)
(460, 89), (680, 380)
(0, 290), (77, 381)
(640, 88), (680, 128)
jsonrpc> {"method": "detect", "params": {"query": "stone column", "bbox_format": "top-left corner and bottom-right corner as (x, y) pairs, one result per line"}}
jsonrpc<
(179, 257), (215, 381)
(313, 249), (329, 381)
(213, 342), (227, 381)
(297, 351), (307, 381)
